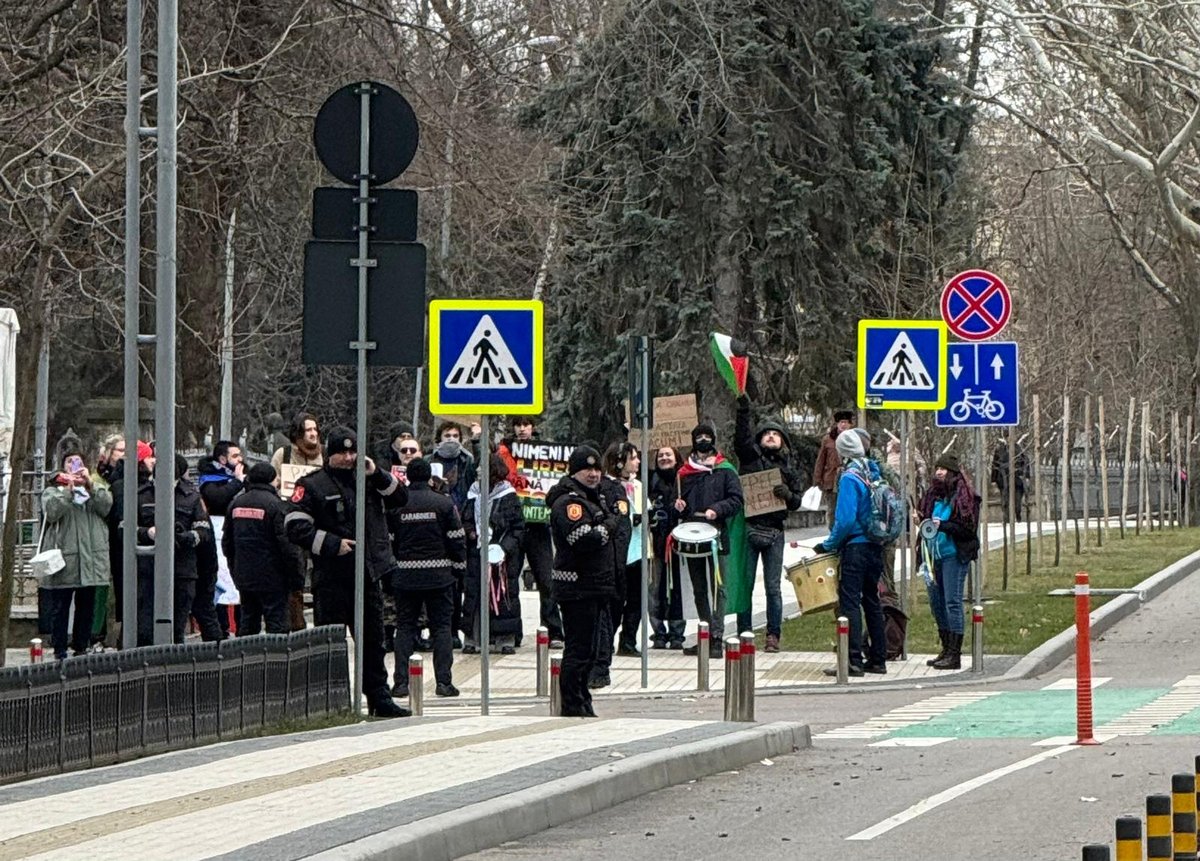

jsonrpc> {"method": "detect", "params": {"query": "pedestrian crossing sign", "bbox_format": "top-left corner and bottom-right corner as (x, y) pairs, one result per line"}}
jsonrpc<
(856, 319), (948, 410)
(429, 299), (543, 414)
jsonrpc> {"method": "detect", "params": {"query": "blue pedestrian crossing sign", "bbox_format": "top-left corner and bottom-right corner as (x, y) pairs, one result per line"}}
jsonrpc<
(936, 341), (1020, 428)
(857, 320), (948, 410)
(429, 299), (543, 414)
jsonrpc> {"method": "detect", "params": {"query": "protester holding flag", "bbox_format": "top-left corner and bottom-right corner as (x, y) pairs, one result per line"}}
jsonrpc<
(675, 423), (745, 659)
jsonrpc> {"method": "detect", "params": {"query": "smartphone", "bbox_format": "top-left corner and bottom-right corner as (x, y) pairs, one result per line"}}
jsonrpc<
(65, 456), (84, 473)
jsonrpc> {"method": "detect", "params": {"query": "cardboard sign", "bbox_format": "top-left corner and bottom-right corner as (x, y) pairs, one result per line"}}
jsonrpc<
(741, 467), (786, 518)
(625, 393), (699, 452)
(509, 440), (577, 524)
(279, 463), (319, 500)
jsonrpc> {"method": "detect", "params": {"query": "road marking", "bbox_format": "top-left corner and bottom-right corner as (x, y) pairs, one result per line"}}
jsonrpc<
(814, 692), (1000, 740)
(869, 737), (954, 748)
(846, 744), (1077, 840)
(1041, 677), (1111, 691)
(1099, 676), (1200, 736)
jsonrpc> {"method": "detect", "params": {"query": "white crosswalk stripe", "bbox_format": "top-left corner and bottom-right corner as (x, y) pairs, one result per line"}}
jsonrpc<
(814, 691), (1001, 740)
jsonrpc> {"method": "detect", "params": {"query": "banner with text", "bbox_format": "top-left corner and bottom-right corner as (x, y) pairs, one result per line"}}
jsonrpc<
(509, 440), (578, 524)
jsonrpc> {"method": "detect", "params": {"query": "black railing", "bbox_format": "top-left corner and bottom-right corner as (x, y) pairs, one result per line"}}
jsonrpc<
(0, 625), (350, 784)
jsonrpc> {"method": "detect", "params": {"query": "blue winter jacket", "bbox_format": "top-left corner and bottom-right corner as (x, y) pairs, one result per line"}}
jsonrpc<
(825, 459), (879, 551)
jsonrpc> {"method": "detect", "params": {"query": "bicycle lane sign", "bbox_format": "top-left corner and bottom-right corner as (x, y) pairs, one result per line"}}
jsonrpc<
(936, 341), (1020, 428)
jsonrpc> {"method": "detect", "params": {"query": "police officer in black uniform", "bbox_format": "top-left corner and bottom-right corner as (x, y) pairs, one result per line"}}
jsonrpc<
(545, 446), (619, 717)
(284, 427), (410, 717)
(389, 457), (467, 698)
(222, 463), (304, 634)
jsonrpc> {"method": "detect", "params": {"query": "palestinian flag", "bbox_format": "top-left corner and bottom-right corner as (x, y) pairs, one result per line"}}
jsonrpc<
(710, 332), (749, 396)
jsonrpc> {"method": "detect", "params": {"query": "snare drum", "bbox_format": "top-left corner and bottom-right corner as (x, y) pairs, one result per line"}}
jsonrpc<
(671, 522), (719, 557)
(786, 552), (840, 614)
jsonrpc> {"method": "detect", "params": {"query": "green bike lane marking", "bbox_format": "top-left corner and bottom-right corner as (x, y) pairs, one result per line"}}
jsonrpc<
(885, 689), (1167, 739)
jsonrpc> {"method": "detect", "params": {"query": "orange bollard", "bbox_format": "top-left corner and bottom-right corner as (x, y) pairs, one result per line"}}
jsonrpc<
(1075, 571), (1098, 745)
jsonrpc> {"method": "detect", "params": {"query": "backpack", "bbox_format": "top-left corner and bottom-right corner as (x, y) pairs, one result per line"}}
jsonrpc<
(849, 464), (906, 545)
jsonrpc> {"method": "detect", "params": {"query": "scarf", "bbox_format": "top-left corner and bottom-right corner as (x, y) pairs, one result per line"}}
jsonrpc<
(295, 437), (322, 460)
(468, 480), (516, 532)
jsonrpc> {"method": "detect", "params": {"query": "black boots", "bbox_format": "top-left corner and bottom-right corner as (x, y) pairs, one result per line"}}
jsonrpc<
(931, 633), (962, 670)
(927, 628), (950, 666)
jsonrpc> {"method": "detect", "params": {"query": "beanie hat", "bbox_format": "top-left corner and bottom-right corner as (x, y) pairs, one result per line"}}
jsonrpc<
(248, 463), (276, 485)
(326, 427), (357, 458)
(935, 452), (961, 474)
(406, 457), (432, 483)
(174, 454), (190, 479)
(833, 409), (854, 423)
(568, 445), (602, 475)
(835, 428), (865, 460)
(136, 440), (153, 464)
(691, 423), (717, 445)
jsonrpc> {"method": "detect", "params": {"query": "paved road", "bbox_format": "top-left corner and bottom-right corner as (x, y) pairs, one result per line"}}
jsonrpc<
(466, 561), (1200, 861)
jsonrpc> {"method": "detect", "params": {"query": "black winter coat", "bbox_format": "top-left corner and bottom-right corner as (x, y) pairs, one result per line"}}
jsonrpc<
(677, 457), (744, 528)
(125, 478), (212, 581)
(284, 466), (407, 585)
(648, 467), (680, 559)
(390, 481), (467, 591)
(221, 482), (304, 593)
(197, 461), (244, 518)
(734, 399), (805, 530)
(547, 477), (619, 602)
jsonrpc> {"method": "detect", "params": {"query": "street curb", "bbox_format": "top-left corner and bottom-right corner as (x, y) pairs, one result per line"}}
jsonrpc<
(1003, 546), (1200, 681)
(304, 720), (811, 861)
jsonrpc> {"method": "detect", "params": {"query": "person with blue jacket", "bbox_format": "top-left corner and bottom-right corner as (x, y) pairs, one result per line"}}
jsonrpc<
(813, 427), (887, 676)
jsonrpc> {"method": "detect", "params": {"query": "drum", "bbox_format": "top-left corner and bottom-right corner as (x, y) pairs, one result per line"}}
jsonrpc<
(671, 522), (719, 557)
(786, 552), (840, 614)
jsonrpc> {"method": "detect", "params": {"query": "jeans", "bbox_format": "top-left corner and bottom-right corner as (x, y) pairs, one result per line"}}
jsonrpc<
(836, 542), (886, 668)
(737, 529), (785, 637)
(559, 597), (602, 716)
(684, 554), (727, 641)
(395, 585), (454, 686)
(926, 554), (969, 635)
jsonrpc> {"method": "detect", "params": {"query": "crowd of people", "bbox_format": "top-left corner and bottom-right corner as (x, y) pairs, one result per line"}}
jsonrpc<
(31, 396), (984, 717)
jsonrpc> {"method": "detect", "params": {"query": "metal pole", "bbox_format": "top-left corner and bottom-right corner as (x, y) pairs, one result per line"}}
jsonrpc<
(411, 366), (423, 440)
(971, 605), (983, 673)
(639, 365), (651, 690)
(738, 630), (755, 722)
(549, 655), (561, 716)
(836, 615), (849, 686)
(33, 340), (48, 521)
(123, 0), (141, 650)
(479, 415), (491, 716)
(350, 82), (375, 714)
(408, 654), (424, 716)
(152, 0), (178, 646)
(696, 621), (710, 691)
(973, 428), (984, 604)
(722, 637), (740, 721)
(898, 411), (908, 659)
(536, 625), (549, 698)
(218, 208), (236, 440)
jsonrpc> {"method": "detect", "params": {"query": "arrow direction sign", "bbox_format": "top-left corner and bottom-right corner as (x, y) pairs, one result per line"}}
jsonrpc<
(936, 341), (1020, 428)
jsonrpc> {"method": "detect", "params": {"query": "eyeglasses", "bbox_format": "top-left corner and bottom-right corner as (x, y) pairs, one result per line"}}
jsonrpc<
(399, 447), (419, 454)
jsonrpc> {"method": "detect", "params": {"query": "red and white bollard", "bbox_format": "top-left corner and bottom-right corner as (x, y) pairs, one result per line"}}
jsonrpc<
(696, 622), (710, 691)
(971, 605), (984, 673)
(408, 655), (424, 716)
(536, 626), (550, 698)
(723, 637), (742, 721)
(549, 655), (562, 716)
(29, 638), (43, 664)
(836, 616), (850, 686)
(1075, 571), (1098, 745)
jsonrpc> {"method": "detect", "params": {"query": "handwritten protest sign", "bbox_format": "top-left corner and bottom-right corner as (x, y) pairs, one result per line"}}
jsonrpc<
(509, 440), (577, 524)
(279, 463), (319, 500)
(625, 393), (699, 452)
(741, 468), (786, 518)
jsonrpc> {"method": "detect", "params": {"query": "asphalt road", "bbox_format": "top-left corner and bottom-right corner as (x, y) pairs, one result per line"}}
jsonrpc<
(465, 562), (1200, 861)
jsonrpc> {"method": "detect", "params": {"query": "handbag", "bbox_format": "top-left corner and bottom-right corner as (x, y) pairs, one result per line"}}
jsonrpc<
(745, 522), (782, 550)
(800, 485), (824, 512)
(30, 518), (65, 581)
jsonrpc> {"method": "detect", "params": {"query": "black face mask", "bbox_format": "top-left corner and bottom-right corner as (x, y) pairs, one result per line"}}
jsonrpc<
(692, 438), (715, 454)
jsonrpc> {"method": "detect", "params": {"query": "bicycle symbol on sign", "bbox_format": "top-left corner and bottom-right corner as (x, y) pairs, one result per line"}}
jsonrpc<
(949, 389), (1005, 422)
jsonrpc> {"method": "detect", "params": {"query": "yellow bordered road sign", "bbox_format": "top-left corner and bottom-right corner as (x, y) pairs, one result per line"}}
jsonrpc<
(856, 319), (948, 410)
(429, 299), (543, 415)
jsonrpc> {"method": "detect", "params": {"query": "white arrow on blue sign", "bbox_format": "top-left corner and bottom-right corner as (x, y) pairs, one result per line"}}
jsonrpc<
(936, 341), (1020, 428)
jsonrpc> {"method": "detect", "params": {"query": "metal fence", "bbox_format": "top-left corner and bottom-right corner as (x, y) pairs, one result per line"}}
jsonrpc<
(0, 625), (350, 784)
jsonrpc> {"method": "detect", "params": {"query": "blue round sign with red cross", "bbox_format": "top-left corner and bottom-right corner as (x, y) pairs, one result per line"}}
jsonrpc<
(939, 269), (1012, 341)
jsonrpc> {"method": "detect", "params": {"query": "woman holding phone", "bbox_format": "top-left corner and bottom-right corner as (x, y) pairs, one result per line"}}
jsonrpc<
(39, 448), (113, 659)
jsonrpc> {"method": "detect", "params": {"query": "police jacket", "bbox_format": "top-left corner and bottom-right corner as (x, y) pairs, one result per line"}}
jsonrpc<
(127, 478), (212, 581)
(597, 475), (632, 596)
(389, 481), (467, 591)
(546, 477), (619, 602)
(284, 465), (407, 583)
(734, 398), (805, 530)
(221, 481), (304, 593)
(197, 461), (243, 517)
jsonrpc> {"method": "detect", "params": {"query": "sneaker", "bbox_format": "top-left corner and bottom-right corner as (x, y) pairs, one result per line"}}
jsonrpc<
(682, 643), (701, 656)
(764, 634), (780, 653)
(587, 673), (611, 689)
(650, 639), (667, 650)
(462, 643), (479, 655)
(863, 663), (887, 675)
(668, 640), (684, 650)
(616, 645), (639, 658)
(435, 683), (460, 697)
(500, 645), (516, 655)
(549, 639), (564, 650)
(823, 665), (865, 678)
(368, 698), (412, 718)
(390, 682), (409, 698)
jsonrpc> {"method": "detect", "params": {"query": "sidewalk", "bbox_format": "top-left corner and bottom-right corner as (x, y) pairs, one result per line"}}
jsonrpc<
(0, 715), (808, 861)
